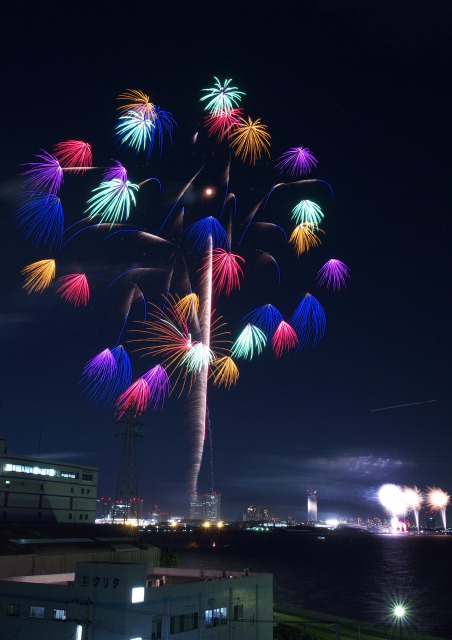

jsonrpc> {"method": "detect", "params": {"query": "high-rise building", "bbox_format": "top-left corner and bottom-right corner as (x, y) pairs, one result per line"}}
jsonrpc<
(243, 505), (257, 521)
(204, 492), (221, 521)
(307, 488), (318, 522)
(257, 506), (269, 521)
(189, 492), (221, 521)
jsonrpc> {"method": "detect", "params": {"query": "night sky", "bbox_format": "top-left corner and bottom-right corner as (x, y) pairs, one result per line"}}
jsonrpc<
(1, 1), (451, 522)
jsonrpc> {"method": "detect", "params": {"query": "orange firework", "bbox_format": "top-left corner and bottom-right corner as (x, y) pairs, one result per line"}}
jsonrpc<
(289, 223), (323, 256)
(21, 259), (56, 294)
(229, 116), (271, 164)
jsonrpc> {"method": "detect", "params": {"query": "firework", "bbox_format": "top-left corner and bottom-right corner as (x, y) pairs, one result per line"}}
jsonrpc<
(317, 258), (350, 290)
(21, 259), (56, 293)
(56, 274), (90, 307)
(403, 486), (423, 530)
(85, 178), (139, 224)
(200, 77), (245, 115)
(53, 140), (93, 174)
(16, 78), (348, 498)
(15, 192), (64, 249)
(229, 116), (271, 164)
(289, 223), (323, 256)
(21, 151), (63, 194)
(291, 199), (324, 226)
(275, 146), (318, 177)
(427, 487), (450, 530)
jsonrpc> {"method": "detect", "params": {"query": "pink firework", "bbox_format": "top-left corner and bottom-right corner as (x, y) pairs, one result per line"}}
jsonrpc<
(21, 150), (64, 193)
(115, 378), (151, 419)
(53, 140), (93, 174)
(56, 274), (90, 307)
(204, 108), (243, 140)
(275, 146), (318, 177)
(209, 249), (245, 295)
(271, 320), (298, 358)
(317, 258), (350, 290)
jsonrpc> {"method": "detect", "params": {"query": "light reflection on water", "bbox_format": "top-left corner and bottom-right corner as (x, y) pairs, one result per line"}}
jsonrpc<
(151, 530), (452, 638)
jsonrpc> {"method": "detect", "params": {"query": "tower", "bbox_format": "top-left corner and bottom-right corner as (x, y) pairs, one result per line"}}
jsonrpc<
(307, 488), (318, 522)
(112, 414), (143, 523)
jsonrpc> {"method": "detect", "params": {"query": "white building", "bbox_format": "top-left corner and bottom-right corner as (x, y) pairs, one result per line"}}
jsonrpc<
(0, 561), (273, 640)
(0, 438), (98, 523)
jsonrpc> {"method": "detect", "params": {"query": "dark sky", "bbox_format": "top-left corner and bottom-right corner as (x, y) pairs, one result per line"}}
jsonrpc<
(1, 1), (451, 522)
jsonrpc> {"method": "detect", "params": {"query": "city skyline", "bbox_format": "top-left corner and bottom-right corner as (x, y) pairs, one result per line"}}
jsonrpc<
(1, 2), (451, 521)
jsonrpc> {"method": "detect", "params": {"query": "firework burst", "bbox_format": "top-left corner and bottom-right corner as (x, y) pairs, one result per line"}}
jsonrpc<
(16, 77), (348, 497)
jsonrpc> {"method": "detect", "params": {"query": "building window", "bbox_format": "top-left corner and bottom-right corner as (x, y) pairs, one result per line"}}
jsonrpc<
(71, 487), (74, 493)
(81, 489), (85, 494)
(82, 473), (93, 481)
(85, 514), (88, 520)
(233, 604), (243, 620)
(79, 514), (83, 520)
(152, 615), (163, 639)
(7, 604), (20, 616)
(76, 624), (83, 640)
(69, 513), (73, 519)
(53, 608), (67, 620)
(204, 608), (227, 628)
(87, 489), (90, 494)
(170, 612), (198, 634)
(131, 586), (145, 603)
(30, 606), (45, 618)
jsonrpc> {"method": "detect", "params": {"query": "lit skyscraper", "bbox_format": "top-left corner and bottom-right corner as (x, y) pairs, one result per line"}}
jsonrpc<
(189, 492), (221, 521)
(204, 492), (221, 521)
(307, 488), (318, 522)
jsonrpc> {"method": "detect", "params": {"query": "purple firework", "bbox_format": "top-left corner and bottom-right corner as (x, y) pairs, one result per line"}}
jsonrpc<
(275, 146), (318, 177)
(20, 150), (64, 194)
(317, 259), (350, 290)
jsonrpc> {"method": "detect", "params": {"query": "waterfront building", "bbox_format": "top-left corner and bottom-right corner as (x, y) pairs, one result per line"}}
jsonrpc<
(307, 488), (318, 522)
(0, 560), (273, 640)
(0, 437), (98, 523)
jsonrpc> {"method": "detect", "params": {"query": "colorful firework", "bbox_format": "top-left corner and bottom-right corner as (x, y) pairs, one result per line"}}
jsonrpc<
(21, 259), (56, 294)
(16, 78), (348, 497)
(229, 116), (271, 164)
(275, 146), (318, 177)
(317, 258), (350, 290)
(56, 274), (90, 307)
(200, 77), (245, 115)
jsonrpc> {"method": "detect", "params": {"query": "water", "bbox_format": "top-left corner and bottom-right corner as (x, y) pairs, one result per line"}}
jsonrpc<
(144, 528), (452, 638)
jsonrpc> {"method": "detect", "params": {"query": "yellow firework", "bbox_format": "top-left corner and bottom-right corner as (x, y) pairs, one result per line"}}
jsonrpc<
(229, 116), (271, 164)
(211, 356), (239, 389)
(21, 259), (56, 294)
(289, 223), (323, 256)
(117, 89), (155, 117)
(175, 293), (199, 321)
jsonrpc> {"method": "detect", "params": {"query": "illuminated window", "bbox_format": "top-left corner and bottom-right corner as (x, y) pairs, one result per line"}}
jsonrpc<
(204, 607), (227, 628)
(53, 608), (67, 620)
(75, 624), (83, 640)
(30, 606), (45, 618)
(7, 603), (20, 616)
(131, 586), (145, 603)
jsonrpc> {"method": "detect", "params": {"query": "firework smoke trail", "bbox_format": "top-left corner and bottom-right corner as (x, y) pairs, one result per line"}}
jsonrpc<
(186, 235), (213, 495)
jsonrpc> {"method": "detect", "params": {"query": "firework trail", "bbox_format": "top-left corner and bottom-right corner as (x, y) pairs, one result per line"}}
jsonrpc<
(15, 77), (350, 496)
